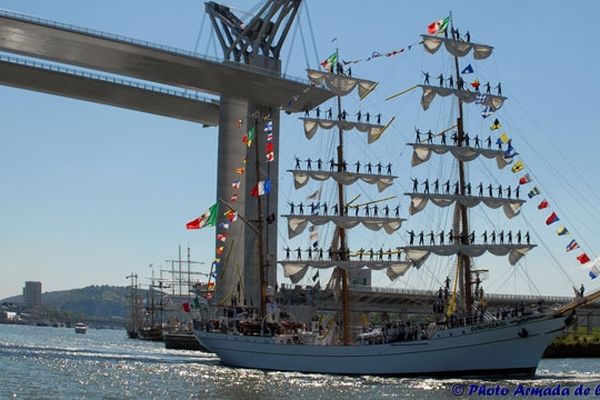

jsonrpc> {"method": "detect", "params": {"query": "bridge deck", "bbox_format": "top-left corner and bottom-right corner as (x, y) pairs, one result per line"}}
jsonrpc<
(0, 55), (220, 125)
(280, 284), (600, 314)
(0, 9), (333, 112)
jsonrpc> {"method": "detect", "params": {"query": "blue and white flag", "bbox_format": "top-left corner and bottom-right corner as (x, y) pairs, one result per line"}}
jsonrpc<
(504, 143), (518, 158)
(264, 120), (273, 133)
(219, 222), (230, 229)
(476, 93), (489, 105)
(481, 106), (493, 118)
(461, 64), (474, 74)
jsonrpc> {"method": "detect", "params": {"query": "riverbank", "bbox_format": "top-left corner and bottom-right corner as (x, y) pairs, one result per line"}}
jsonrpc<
(543, 329), (600, 358)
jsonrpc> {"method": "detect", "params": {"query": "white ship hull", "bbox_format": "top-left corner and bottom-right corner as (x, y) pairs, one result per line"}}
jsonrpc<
(194, 313), (568, 376)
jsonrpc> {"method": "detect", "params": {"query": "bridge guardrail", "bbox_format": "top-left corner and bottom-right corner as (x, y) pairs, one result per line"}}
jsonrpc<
(0, 9), (311, 86)
(281, 283), (581, 305)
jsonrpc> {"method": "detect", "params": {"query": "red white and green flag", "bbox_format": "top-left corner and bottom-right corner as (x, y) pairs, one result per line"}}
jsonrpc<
(186, 203), (219, 230)
(427, 16), (450, 35)
(242, 127), (255, 147)
(320, 51), (338, 70)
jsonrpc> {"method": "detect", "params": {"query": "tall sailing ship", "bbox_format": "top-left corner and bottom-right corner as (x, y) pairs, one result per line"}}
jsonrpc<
(193, 15), (599, 376)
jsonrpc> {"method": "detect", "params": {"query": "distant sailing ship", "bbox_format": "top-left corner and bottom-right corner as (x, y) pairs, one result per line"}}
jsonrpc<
(193, 15), (600, 376)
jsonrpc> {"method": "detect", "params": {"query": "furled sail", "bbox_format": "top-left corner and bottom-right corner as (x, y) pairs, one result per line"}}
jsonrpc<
(419, 85), (506, 111)
(290, 169), (396, 192)
(285, 215), (404, 239)
(302, 118), (387, 143)
(407, 193), (524, 219)
(421, 35), (494, 60)
(281, 260), (412, 283)
(410, 143), (511, 169)
(399, 244), (535, 268)
(307, 69), (378, 98)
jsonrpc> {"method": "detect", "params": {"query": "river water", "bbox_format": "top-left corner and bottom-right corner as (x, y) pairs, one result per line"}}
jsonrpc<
(1, 324), (600, 399)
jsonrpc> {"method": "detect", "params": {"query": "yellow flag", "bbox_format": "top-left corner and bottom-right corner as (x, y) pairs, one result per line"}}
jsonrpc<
(511, 160), (524, 173)
(361, 313), (370, 327)
(500, 132), (510, 143)
(490, 118), (501, 130)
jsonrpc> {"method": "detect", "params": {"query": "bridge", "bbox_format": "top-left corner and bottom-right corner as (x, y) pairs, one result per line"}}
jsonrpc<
(280, 284), (600, 333)
(0, 3), (336, 308)
(0, 9), (330, 117)
(0, 54), (220, 125)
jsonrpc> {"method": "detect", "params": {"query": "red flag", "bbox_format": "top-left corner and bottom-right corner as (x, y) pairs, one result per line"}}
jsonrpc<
(250, 183), (259, 197)
(216, 246), (224, 255)
(519, 174), (532, 185)
(577, 253), (591, 264)
(182, 303), (191, 312)
(186, 218), (201, 229)
(217, 233), (227, 242)
(265, 142), (274, 153)
(224, 209), (238, 222)
(266, 152), (274, 162)
(545, 212), (559, 225)
(427, 22), (437, 34)
(537, 199), (549, 210)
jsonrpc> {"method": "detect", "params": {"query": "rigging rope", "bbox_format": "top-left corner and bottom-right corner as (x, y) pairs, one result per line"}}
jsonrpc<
(302, 0), (321, 68)
(522, 213), (576, 287)
(296, 6), (311, 70)
(497, 111), (600, 263)
(283, 9), (300, 76)
(193, 11), (207, 53)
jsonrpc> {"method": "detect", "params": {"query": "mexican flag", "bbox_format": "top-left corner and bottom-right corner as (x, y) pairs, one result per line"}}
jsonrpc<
(427, 16), (450, 35)
(186, 203), (219, 230)
(320, 51), (338, 70)
(242, 126), (255, 147)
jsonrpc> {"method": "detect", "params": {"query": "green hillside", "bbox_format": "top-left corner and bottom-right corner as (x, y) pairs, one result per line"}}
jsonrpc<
(1, 285), (146, 319)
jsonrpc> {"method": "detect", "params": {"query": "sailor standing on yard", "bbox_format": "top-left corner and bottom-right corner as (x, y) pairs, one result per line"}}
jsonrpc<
(422, 71), (430, 85)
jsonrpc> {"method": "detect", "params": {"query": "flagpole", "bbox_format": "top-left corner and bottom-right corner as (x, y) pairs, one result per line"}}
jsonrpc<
(385, 84), (418, 101)
(253, 114), (268, 319)
(218, 197), (259, 234)
(435, 124), (458, 137)
(349, 195), (397, 209)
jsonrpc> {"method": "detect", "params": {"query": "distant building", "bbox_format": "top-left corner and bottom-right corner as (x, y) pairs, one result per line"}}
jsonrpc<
(23, 281), (42, 309)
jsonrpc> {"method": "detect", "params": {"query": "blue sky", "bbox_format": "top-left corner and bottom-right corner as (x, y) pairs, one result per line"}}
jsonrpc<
(0, 0), (599, 299)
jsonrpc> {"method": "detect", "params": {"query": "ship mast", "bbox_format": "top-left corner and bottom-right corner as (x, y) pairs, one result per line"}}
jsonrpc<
(333, 51), (351, 345)
(282, 53), (395, 345)
(450, 14), (473, 314)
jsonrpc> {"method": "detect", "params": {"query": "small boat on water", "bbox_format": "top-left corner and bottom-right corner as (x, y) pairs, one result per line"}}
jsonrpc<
(138, 326), (163, 341)
(164, 330), (208, 351)
(74, 323), (87, 334)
